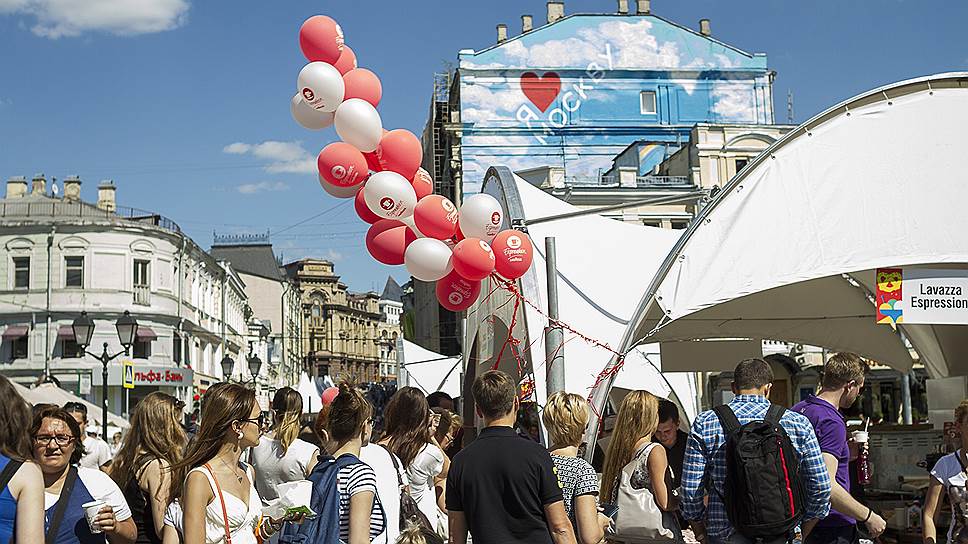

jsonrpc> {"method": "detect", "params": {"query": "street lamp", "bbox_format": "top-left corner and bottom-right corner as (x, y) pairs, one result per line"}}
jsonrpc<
(247, 355), (262, 386)
(72, 310), (138, 442)
(220, 356), (235, 382)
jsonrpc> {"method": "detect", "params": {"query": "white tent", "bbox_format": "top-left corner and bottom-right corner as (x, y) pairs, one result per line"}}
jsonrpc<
(14, 382), (130, 429)
(297, 372), (323, 414)
(400, 340), (462, 398)
(585, 73), (968, 422)
(463, 169), (699, 423)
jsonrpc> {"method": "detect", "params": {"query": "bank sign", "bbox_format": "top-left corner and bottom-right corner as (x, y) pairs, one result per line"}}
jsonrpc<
(107, 364), (193, 387)
(876, 268), (968, 325)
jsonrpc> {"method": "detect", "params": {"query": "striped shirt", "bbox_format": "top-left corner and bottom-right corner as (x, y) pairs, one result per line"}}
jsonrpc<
(681, 395), (831, 539)
(336, 460), (386, 541)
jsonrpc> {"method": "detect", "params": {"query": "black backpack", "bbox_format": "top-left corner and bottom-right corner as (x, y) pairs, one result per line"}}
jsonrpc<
(712, 404), (805, 540)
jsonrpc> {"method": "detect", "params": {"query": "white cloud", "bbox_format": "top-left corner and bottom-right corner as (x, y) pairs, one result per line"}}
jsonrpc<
(223, 140), (316, 175)
(236, 181), (289, 195)
(0, 0), (189, 38)
(324, 249), (344, 262)
(711, 83), (756, 122)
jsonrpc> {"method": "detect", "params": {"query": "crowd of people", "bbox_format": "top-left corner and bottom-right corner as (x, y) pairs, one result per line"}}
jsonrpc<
(0, 352), (965, 543)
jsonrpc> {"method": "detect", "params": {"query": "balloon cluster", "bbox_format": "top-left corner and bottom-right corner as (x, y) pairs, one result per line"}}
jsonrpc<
(292, 15), (534, 311)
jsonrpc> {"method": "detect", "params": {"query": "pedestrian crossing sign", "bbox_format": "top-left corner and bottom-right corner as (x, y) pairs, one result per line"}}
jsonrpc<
(123, 361), (135, 389)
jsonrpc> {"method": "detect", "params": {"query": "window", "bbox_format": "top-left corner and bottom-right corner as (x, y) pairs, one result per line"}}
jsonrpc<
(13, 257), (29, 289)
(134, 259), (150, 288)
(671, 220), (689, 230)
(735, 158), (749, 173)
(173, 333), (182, 364)
(61, 339), (81, 358)
(133, 339), (151, 359)
(640, 91), (657, 114)
(642, 220), (662, 228)
(65, 256), (84, 288)
(11, 337), (27, 360)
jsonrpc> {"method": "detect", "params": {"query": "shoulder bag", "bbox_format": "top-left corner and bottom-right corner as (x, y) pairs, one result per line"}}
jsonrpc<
(378, 444), (434, 532)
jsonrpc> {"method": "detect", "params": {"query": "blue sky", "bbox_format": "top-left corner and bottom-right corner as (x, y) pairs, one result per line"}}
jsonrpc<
(1, 0), (965, 293)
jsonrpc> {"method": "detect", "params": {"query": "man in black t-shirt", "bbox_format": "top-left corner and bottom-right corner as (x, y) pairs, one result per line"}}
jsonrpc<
(654, 399), (688, 489)
(446, 371), (577, 544)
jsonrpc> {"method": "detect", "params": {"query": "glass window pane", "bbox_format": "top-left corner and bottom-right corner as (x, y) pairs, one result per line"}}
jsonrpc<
(640, 91), (657, 114)
(65, 256), (83, 287)
(13, 257), (29, 289)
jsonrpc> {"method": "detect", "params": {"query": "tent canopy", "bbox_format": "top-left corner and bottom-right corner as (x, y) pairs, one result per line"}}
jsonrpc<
(612, 73), (968, 380)
(400, 340), (462, 398)
(14, 382), (130, 429)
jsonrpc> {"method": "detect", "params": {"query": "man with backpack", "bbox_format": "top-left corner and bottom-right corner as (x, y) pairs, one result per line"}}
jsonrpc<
(681, 358), (831, 544)
(792, 353), (886, 544)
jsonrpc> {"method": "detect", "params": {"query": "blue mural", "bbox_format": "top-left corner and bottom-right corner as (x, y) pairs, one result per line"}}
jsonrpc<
(457, 14), (775, 194)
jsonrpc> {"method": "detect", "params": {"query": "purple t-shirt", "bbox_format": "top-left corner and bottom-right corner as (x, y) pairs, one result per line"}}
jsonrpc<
(792, 395), (853, 527)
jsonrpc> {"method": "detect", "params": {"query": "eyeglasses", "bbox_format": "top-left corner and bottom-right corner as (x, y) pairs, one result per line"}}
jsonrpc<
(174, 399), (186, 410)
(33, 434), (75, 447)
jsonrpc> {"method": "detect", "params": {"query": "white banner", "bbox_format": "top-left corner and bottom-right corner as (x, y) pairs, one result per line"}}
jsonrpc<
(903, 269), (968, 325)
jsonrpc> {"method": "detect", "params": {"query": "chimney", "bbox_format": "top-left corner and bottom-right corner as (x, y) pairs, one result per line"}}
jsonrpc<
(63, 175), (81, 202)
(699, 18), (711, 36)
(617, 0), (629, 14)
(5, 176), (27, 199)
(521, 14), (533, 33)
(31, 173), (46, 195)
(637, 0), (651, 14)
(496, 24), (508, 43)
(97, 180), (116, 212)
(546, 1), (564, 24)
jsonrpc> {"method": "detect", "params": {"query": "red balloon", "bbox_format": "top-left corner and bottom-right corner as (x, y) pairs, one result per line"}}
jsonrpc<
(452, 238), (495, 281)
(376, 129), (422, 180)
(410, 167), (434, 200)
(492, 230), (534, 280)
(414, 195), (458, 240)
(436, 269), (482, 312)
(365, 220), (417, 265)
(333, 45), (357, 75)
(317, 142), (368, 187)
(299, 15), (344, 64)
(342, 68), (382, 108)
(363, 151), (382, 172)
(355, 185), (381, 224)
(321, 386), (339, 405)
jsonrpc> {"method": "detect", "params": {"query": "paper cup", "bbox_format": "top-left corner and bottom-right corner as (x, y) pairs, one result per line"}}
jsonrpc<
(852, 430), (869, 444)
(82, 500), (106, 534)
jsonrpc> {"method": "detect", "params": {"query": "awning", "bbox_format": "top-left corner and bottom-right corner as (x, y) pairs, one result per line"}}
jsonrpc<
(57, 325), (74, 339)
(136, 327), (157, 341)
(2, 325), (28, 339)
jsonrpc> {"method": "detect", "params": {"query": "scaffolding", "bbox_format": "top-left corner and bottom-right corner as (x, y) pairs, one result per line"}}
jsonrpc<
(430, 71), (452, 197)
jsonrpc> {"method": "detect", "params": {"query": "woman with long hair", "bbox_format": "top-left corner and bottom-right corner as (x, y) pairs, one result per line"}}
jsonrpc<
(32, 406), (137, 543)
(600, 391), (681, 542)
(0, 374), (45, 542)
(110, 392), (188, 544)
(250, 387), (320, 503)
(543, 392), (611, 544)
(168, 383), (278, 544)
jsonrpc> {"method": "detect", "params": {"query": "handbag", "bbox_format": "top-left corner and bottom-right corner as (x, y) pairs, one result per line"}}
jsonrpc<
(611, 443), (682, 543)
(378, 444), (435, 532)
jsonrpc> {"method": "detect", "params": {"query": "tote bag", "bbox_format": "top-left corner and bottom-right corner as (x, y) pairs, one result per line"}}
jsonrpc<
(612, 443), (682, 543)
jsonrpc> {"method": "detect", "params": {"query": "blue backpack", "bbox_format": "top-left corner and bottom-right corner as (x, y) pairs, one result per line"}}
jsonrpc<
(278, 453), (363, 544)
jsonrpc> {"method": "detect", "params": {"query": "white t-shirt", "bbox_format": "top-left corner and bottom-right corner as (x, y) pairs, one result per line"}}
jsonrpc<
(407, 443), (444, 525)
(932, 451), (968, 544)
(249, 435), (319, 502)
(45, 466), (133, 521)
(80, 436), (113, 469)
(360, 443), (408, 544)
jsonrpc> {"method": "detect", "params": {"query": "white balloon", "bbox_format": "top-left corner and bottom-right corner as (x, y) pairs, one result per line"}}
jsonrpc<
(364, 171), (417, 220)
(334, 98), (383, 153)
(405, 238), (454, 281)
(459, 193), (504, 242)
(297, 62), (345, 113)
(291, 94), (334, 130)
(318, 172), (360, 198)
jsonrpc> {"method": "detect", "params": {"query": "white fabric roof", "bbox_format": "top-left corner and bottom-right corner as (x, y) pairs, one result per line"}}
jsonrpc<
(400, 340), (462, 398)
(297, 372), (323, 414)
(464, 171), (699, 423)
(14, 382), (130, 429)
(611, 73), (968, 381)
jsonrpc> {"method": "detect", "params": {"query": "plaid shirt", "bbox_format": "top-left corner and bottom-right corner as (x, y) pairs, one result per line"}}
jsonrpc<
(681, 395), (831, 538)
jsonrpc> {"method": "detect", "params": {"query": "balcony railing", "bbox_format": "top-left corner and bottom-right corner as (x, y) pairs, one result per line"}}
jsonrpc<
(562, 175), (692, 188)
(0, 200), (182, 234)
(133, 285), (150, 306)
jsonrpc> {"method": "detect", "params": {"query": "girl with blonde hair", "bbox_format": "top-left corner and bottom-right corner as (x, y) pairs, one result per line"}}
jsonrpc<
(543, 392), (611, 544)
(250, 387), (320, 503)
(110, 391), (188, 543)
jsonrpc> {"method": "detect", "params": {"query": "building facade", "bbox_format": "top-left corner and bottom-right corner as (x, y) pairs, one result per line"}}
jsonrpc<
(378, 278), (404, 381)
(283, 259), (399, 383)
(0, 174), (250, 416)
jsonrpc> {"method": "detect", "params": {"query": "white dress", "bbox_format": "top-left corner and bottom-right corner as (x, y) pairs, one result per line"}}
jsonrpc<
(360, 443), (408, 544)
(188, 463), (262, 544)
(250, 435), (319, 502)
(407, 443), (445, 527)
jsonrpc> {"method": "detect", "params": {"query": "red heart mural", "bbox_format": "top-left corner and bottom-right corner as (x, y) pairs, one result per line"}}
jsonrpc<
(520, 71), (560, 113)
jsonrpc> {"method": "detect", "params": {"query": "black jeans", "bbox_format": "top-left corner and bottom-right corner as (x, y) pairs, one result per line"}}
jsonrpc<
(804, 524), (859, 544)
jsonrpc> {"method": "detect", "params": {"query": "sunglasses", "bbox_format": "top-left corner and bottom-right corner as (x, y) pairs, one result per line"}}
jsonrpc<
(239, 413), (270, 430)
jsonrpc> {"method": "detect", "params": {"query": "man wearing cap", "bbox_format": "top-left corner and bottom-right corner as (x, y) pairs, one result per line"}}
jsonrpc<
(64, 402), (113, 470)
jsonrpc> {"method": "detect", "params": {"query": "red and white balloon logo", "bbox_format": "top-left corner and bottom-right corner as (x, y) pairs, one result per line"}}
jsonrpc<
(507, 235), (522, 249)
(491, 211), (501, 225)
(448, 292), (463, 306)
(331, 165), (346, 181)
(380, 197), (394, 211)
(302, 88), (315, 101)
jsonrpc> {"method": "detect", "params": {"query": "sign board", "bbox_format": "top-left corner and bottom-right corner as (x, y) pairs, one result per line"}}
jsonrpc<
(122, 361), (135, 389)
(876, 268), (968, 325)
(79, 374), (92, 396)
(108, 364), (194, 387)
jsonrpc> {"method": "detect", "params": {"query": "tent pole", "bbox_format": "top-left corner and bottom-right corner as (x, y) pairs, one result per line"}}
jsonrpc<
(901, 372), (913, 424)
(545, 237), (565, 396)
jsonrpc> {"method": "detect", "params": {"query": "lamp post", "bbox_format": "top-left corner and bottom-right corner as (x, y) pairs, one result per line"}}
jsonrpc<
(220, 356), (235, 383)
(73, 310), (138, 442)
(248, 354), (262, 387)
